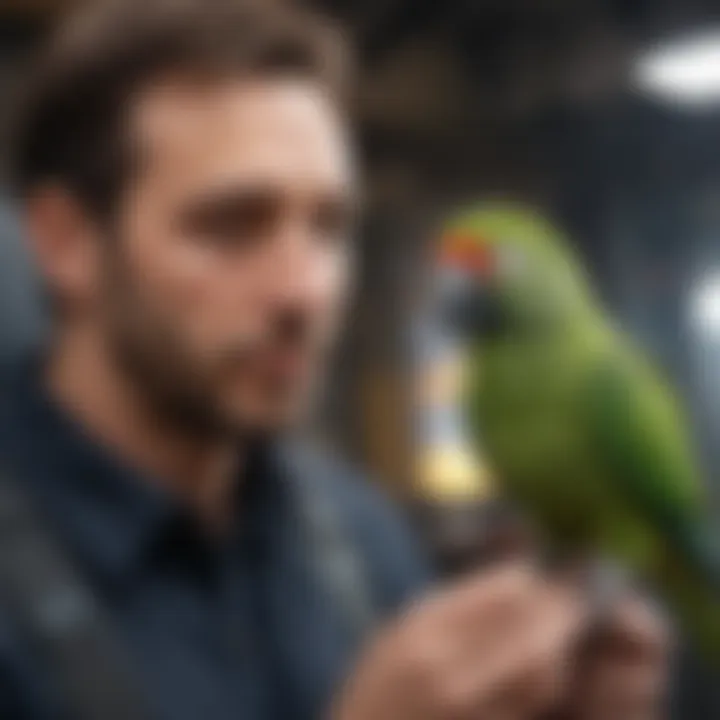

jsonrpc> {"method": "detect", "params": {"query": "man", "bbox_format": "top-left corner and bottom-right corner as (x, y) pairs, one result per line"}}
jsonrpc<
(0, 1), (668, 719)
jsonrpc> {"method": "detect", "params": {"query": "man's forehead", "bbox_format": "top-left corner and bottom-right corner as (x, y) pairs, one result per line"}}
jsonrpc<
(131, 76), (354, 192)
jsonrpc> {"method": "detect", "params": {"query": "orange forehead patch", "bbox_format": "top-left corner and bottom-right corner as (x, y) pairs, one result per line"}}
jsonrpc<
(438, 232), (495, 277)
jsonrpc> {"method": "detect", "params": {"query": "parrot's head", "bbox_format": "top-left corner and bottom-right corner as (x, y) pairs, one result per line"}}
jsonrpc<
(436, 203), (597, 342)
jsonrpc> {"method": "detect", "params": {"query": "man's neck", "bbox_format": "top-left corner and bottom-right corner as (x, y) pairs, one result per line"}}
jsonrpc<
(46, 330), (242, 532)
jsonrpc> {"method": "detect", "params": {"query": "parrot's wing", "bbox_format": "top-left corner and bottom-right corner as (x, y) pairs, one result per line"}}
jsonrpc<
(585, 354), (706, 542)
(586, 355), (720, 662)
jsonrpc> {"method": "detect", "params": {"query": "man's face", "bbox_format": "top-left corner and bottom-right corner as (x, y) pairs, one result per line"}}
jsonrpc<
(101, 78), (355, 435)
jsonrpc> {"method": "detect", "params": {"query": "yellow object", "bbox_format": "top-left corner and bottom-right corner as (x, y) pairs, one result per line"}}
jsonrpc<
(415, 339), (493, 502)
(416, 444), (495, 502)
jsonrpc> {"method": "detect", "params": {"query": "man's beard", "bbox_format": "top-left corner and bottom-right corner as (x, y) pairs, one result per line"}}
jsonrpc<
(100, 255), (320, 442)
(106, 292), (240, 440)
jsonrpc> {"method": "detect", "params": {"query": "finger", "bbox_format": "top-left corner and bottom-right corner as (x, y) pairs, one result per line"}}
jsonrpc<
(568, 597), (671, 720)
(510, 647), (573, 714)
(448, 584), (588, 713)
(485, 577), (590, 660)
(593, 595), (671, 662)
(425, 561), (538, 629)
(394, 564), (539, 676)
(496, 587), (588, 709)
(574, 658), (668, 720)
(443, 573), (589, 676)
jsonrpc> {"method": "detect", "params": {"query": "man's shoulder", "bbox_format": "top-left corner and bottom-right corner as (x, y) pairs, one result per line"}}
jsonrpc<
(285, 443), (431, 614)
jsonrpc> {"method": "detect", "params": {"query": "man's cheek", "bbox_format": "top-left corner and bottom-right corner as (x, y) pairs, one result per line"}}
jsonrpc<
(194, 295), (266, 354)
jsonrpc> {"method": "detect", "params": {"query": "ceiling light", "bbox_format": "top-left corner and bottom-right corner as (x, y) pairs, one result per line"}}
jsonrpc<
(691, 274), (720, 336)
(634, 31), (720, 106)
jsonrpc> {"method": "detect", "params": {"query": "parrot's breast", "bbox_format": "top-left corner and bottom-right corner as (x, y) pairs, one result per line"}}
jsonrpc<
(467, 338), (613, 544)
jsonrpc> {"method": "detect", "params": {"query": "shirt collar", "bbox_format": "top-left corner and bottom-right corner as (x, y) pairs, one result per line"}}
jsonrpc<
(1, 359), (280, 588)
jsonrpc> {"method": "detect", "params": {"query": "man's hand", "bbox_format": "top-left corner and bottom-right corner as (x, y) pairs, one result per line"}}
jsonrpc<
(332, 562), (587, 720)
(555, 595), (671, 720)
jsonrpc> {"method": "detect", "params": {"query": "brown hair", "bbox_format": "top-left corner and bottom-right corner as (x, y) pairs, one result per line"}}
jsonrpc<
(11, 0), (350, 219)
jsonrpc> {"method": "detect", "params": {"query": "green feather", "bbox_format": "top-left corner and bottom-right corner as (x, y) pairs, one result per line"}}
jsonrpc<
(451, 202), (720, 664)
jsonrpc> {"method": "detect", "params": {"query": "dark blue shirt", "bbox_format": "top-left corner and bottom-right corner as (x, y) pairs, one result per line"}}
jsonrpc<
(0, 363), (429, 720)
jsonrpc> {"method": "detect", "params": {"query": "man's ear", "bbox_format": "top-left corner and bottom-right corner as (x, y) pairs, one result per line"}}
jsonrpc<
(24, 186), (103, 313)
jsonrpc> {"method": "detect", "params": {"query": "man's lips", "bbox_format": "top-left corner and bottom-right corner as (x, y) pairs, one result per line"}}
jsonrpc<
(227, 345), (315, 383)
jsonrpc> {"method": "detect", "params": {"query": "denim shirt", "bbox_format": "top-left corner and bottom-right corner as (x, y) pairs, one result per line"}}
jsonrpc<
(0, 362), (429, 720)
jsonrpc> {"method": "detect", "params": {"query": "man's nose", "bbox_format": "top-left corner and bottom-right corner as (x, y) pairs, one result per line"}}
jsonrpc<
(264, 225), (332, 306)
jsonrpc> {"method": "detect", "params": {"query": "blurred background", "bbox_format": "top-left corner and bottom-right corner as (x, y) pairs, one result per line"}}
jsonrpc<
(4, 0), (720, 506)
(1, 0), (720, 715)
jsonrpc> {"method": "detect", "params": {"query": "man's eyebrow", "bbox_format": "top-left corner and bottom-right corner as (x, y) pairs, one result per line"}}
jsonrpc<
(180, 181), (357, 212)
(182, 183), (281, 207)
(175, 184), (281, 224)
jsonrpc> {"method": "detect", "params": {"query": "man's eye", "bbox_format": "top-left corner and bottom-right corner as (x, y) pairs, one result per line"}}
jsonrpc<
(182, 194), (279, 247)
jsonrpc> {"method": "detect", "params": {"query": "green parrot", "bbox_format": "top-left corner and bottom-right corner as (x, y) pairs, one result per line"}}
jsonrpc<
(437, 202), (720, 662)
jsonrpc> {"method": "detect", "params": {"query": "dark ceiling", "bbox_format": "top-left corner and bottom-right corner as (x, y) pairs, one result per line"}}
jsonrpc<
(4, 0), (720, 214)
